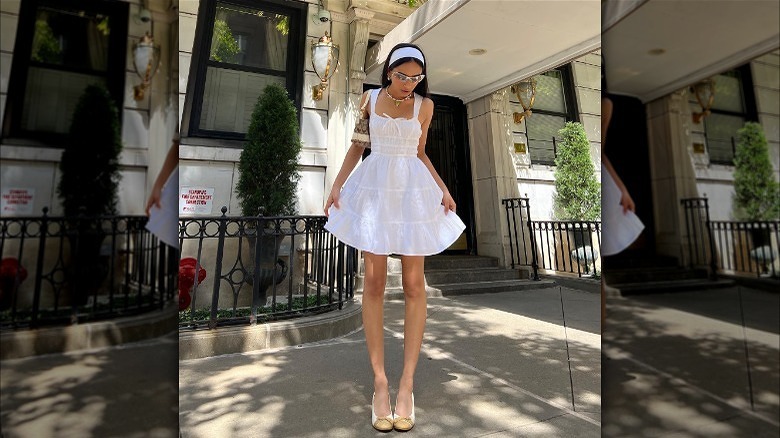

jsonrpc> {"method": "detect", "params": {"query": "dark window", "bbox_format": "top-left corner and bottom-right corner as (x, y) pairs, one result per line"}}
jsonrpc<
(2, 0), (128, 144)
(698, 64), (757, 165)
(512, 65), (578, 165)
(186, 0), (306, 141)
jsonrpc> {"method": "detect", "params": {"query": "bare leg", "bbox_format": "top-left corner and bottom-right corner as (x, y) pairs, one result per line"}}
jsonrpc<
(395, 255), (426, 418)
(362, 252), (390, 417)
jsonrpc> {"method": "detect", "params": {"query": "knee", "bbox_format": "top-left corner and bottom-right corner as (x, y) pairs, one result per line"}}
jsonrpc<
(363, 276), (387, 298)
(402, 279), (426, 300)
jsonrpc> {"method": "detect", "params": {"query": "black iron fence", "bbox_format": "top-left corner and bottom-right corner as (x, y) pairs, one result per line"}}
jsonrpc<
(502, 198), (602, 279)
(178, 207), (358, 330)
(0, 208), (177, 329)
(682, 197), (780, 278)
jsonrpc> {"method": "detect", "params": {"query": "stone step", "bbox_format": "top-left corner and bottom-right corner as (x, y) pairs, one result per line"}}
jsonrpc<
(357, 279), (557, 300)
(425, 267), (527, 284)
(602, 254), (679, 269)
(611, 278), (735, 296)
(423, 255), (500, 270)
(603, 267), (709, 284)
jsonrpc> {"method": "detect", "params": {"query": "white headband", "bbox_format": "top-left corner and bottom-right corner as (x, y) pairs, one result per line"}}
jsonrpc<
(388, 47), (425, 66)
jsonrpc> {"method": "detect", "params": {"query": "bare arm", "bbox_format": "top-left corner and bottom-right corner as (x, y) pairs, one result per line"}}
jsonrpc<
(324, 91), (372, 215)
(145, 137), (180, 215)
(416, 98), (456, 214)
(601, 96), (635, 213)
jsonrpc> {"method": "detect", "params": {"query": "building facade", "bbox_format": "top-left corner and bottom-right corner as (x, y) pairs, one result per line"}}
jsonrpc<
(1, 0), (179, 217)
(602, 0), (779, 270)
(178, 0), (602, 269)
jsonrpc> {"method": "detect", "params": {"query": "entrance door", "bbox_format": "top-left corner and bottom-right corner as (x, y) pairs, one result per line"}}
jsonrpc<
(604, 93), (655, 255)
(427, 94), (475, 254)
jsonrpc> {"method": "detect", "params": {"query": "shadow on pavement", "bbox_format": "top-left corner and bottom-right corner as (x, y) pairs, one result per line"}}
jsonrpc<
(179, 288), (601, 437)
(0, 331), (179, 437)
(603, 286), (779, 438)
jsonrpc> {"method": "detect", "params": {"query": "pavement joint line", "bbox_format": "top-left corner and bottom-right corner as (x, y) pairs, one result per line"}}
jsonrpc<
(558, 286), (577, 412)
(383, 326), (601, 427)
(0, 329), (178, 363)
(603, 345), (780, 428)
(472, 413), (571, 437)
(737, 285), (756, 411)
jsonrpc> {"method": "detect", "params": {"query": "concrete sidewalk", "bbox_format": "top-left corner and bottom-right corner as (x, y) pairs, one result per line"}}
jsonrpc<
(603, 286), (780, 438)
(0, 331), (178, 438)
(179, 286), (601, 438)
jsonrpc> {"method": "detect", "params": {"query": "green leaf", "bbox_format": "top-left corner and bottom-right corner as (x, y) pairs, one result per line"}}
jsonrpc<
(552, 122), (601, 220)
(236, 83), (302, 216)
(732, 122), (780, 220)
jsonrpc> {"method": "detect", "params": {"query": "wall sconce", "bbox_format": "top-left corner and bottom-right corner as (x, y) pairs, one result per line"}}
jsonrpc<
(311, 32), (339, 101)
(132, 32), (161, 101)
(691, 78), (715, 124)
(511, 77), (536, 124)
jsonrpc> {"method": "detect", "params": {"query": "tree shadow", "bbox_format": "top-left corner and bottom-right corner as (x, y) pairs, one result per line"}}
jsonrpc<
(0, 332), (178, 437)
(602, 290), (780, 438)
(179, 290), (601, 437)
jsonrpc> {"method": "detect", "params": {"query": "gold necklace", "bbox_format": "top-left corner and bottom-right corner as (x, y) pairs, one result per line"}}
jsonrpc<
(384, 87), (413, 107)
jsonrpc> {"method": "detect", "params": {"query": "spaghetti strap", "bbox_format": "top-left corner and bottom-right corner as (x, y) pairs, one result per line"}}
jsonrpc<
(413, 93), (422, 119)
(369, 88), (380, 118)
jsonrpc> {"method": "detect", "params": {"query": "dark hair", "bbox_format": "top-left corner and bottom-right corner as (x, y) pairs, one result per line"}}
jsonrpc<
(601, 54), (608, 96)
(381, 43), (429, 98)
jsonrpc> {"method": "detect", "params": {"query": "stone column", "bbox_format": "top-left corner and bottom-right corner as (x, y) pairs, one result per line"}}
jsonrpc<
(347, 8), (373, 95)
(467, 89), (522, 267)
(646, 89), (702, 264)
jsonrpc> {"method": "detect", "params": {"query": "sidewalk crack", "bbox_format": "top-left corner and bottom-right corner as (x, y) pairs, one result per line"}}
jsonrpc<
(560, 286), (577, 412)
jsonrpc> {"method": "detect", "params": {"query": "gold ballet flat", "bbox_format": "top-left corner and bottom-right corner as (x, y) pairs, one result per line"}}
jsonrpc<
(371, 392), (393, 432)
(393, 392), (415, 432)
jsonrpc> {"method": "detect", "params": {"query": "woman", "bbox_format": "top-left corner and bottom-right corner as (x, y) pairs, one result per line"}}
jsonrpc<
(324, 43), (465, 431)
(600, 59), (644, 330)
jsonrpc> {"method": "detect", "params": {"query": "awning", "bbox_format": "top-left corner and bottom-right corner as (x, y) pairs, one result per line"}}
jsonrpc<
(364, 0), (601, 104)
(603, 0), (780, 103)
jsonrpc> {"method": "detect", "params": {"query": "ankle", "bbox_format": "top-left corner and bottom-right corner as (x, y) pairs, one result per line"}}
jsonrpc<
(374, 376), (389, 393)
(398, 376), (414, 393)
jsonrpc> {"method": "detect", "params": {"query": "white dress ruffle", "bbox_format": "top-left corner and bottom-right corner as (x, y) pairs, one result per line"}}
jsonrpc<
(601, 163), (644, 256)
(324, 89), (466, 256)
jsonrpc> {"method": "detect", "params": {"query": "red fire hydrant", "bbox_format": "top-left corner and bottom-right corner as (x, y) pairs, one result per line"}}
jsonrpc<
(0, 258), (28, 310)
(179, 258), (206, 311)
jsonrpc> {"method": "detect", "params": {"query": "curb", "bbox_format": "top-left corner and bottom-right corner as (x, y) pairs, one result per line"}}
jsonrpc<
(0, 306), (178, 360)
(546, 276), (602, 294)
(179, 299), (363, 360)
(723, 274), (780, 293)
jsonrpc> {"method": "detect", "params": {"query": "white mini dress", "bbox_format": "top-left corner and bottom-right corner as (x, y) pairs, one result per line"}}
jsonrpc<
(324, 88), (466, 256)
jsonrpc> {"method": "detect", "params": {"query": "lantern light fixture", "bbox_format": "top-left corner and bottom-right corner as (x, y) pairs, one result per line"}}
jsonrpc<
(511, 77), (536, 124)
(691, 78), (716, 124)
(311, 32), (339, 101)
(132, 32), (161, 101)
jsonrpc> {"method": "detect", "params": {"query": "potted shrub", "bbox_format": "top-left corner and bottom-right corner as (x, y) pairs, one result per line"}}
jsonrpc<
(235, 82), (301, 304)
(56, 83), (122, 305)
(732, 122), (780, 274)
(553, 122), (601, 273)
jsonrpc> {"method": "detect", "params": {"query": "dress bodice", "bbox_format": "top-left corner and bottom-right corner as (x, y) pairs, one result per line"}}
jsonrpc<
(368, 88), (422, 157)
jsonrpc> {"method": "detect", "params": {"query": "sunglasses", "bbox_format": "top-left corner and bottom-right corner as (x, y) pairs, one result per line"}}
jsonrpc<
(391, 71), (425, 84)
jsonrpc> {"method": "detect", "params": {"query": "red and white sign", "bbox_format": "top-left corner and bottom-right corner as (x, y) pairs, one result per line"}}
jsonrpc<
(1, 188), (35, 215)
(179, 187), (215, 215)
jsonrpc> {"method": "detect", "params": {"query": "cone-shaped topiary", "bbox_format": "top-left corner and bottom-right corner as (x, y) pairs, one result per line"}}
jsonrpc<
(733, 122), (780, 220)
(56, 84), (122, 216)
(236, 82), (301, 216)
(553, 121), (601, 221)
